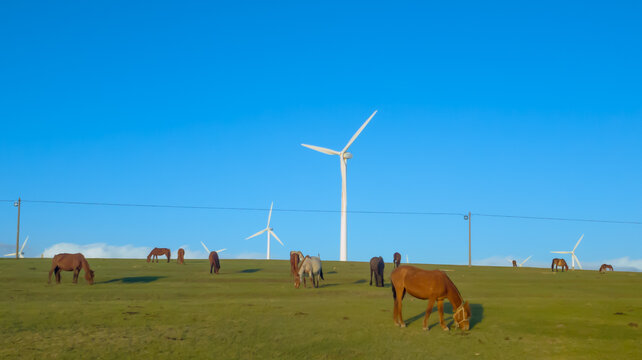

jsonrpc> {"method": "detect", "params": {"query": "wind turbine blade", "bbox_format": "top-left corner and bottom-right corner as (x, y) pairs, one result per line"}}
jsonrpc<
(301, 144), (340, 156)
(246, 228), (268, 240)
(573, 254), (582, 269)
(267, 202), (273, 227)
(573, 234), (584, 252)
(551, 251), (571, 254)
(520, 256), (532, 266)
(216, 248), (227, 253)
(342, 110), (377, 152)
(4, 253), (17, 257)
(200, 241), (210, 253)
(269, 230), (284, 246)
(20, 236), (28, 252)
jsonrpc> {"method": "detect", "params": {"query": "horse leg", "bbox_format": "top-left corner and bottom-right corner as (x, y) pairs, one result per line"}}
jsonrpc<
(423, 298), (436, 331)
(73, 269), (79, 283)
(210, 263), (213, 274)
(48, 264), (57, 284)
(396, 288), (406, 327)
(370, 269), (373, 286)
(55, 269), (61, 284)
(437, 299), (449, 331)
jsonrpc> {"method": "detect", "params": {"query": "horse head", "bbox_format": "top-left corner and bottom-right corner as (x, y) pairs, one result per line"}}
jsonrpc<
(453, 301), (471, 331)
(87, 270), (95, 285)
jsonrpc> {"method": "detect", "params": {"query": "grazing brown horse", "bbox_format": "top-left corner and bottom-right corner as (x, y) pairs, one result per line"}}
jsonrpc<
(551, 258), (568, 272)
(391, 266), (471, 331)
(370, 256), (385, 287)
(599, 264), (614, 272)
(512, 260), (517, 268)
(147, 248), (171, 263)
(209, 251), (221, 274)
(48, 253), (95, 285)
(177, 248), (185, 264)
(393, 252), (401, 268)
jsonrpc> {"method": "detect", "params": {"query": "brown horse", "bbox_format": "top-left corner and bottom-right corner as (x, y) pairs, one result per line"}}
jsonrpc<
(551, 258), (568, 272)
(512, 260), (517, 268)
(390, 266), (471, 331)
(177, 248), (185, 264)
(599, 264), (614, 272)
(289, 251), (304, 279)
(370, 256), (385, 287)
(147, 248), (171, 263)
(209, 251), (221, 274)
(48, 253), (95, 285)
(393, 252), (401, 268)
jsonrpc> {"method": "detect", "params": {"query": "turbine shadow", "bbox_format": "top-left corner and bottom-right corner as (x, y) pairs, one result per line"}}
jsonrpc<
(99, 276), (166, 284)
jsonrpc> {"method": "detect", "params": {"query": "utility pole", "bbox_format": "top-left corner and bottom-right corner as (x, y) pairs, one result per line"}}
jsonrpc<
(15, 197), (21, 260)
(468, 211), (471, 267)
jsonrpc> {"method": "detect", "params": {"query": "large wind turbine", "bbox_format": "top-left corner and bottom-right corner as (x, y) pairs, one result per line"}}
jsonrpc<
(301, 110), (377, 261)
(4, 236), (28, 258)
(551, 234), (584, 270)
(245, 202), (284, 259)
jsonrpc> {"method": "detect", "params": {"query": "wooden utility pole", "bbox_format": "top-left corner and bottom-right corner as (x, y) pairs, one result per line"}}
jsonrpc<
(15, 197), (21, 260)
(468, 211), (471, 267)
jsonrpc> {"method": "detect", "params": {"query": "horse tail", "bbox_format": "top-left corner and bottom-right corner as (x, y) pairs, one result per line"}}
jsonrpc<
(215, 254), (220, 269)
(320, 267), (324, 280)
(551, 259), (555, 271)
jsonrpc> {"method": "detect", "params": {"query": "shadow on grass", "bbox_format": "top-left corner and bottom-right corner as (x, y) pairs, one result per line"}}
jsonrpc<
(326, 271), (338, 274)
(353, 279), (367, 284)
(99, 276), (166, 284)
(238, 268), (261, 273)
(404, 302), (484, 330)
(318, 283), (340, 288)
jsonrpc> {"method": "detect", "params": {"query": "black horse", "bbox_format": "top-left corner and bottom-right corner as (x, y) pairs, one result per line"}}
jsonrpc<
(370, 256), (385, 287)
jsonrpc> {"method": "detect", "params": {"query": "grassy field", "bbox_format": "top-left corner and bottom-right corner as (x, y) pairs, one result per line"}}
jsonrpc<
(0, 258), (640, 359)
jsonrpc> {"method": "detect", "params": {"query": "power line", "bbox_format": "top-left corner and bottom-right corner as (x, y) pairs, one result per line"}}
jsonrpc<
(1, 198), (640, 225)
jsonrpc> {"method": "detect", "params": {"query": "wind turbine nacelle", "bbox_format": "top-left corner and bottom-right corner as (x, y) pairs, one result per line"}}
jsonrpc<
(343, 152), (353, 159)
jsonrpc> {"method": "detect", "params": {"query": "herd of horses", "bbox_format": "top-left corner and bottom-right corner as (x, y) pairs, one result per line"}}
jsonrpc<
(45, 249), (617, 331)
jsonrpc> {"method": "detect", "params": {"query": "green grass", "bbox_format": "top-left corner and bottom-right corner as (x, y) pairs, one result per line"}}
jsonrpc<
(0, 258), (640, 359)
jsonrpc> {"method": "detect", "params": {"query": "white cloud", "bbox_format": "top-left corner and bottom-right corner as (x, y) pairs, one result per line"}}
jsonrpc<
(43, 243), (151, 259)
(474, 256), (516, 267)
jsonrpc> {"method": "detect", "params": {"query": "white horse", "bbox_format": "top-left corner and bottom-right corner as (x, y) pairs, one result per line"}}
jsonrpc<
(295, 256), (324, 288)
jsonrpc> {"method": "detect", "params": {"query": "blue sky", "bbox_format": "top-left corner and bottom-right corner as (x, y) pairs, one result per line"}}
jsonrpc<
(1, 1), (641, 269)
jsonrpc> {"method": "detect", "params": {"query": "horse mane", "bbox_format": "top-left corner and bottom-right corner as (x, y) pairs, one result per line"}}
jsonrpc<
(442, 271), (464, 307)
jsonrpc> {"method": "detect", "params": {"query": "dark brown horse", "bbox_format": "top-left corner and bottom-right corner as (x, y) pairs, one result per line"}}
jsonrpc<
(177, 248), (185, 264)
(393, 252), (401, 268)
(512, 260), (517, 268)
(391, 265), (471, 331)
(147, 248), (171, 263)
(370, 256), (385, 287)
(48, 253), (95, 285)
(209, 251), (221, 274)
(551, 258), (568, 272)
(599, 264), (614, 272)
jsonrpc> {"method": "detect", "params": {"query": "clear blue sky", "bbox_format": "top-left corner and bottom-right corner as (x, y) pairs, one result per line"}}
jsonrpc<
(1, 1), (641, 269)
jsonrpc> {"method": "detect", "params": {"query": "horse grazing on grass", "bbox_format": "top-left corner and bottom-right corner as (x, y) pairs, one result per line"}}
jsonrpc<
(393, 252), (401, 268)
(390, 265), (471, 331)
(48, 253), (95, 285)
(551, 258), (568, 272)
(177, 248), (185, 264)
(599, 264), (614, 272)
(512, 260), (517, 268)
(295, 256), (324, 288)
(370, 256), (385, 287)
(289, 251), (304, 279)
(209, 251), (221, 274)
(147, 248), (171, 263)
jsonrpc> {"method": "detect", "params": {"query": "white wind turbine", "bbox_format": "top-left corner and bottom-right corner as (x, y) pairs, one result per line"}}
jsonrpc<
(551, 234), (584, 270)
(5, 236), (28, 258)
(245, 202), (283, 259)
(200, 241), (227, 256)
(301, 110), (377, 261)
(509, 255), (532, 267)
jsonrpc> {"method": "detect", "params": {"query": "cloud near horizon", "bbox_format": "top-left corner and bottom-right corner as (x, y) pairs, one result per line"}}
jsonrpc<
(42, 243), (244, 259)
(475, 255), (642, 272)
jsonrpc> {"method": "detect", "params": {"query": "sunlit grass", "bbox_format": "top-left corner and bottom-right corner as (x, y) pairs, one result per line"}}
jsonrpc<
(0, 258), (640, 359)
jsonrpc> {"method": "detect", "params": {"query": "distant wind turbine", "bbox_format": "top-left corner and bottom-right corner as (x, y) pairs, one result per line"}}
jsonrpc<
(301, 110), (377, 261)
(200, 241), (226, 256)
(5, 236), (28, 258)
(509, 255), (532, 267)
(551, 234), (584, 270)
(245, 202), (283, 259)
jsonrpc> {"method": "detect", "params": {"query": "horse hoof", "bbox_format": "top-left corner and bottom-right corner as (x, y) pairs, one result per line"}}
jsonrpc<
(442, 327), (449, 332)
(423, 327), (429, 331)
(400, 323), (406, 328)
